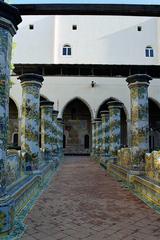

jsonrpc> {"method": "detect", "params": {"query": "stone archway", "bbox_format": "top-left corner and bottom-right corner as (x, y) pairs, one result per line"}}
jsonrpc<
(8, 98), (19, 147)
(63, 98), (91, 155)
(97, 97), (128, 147)
(149, 98), (160, 151)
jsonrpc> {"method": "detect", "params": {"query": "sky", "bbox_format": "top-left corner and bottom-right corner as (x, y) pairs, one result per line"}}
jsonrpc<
(11, 0), (160, 5)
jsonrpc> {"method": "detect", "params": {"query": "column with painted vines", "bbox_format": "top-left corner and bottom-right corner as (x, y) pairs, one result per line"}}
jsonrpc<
(52, 110), (59, 160)
(57, 118), (64, 158)
(126, 74), (152, 169)
(0, 2), (21, 197)
(19, 74), (44, 170)
(40, 101), (54, 162)
(94, 118), (102, 156)
(108, 101), (123, 158)
(91, 120), (96, 156)
(0, 1), (21, 234)
(100, 111), (110, 157)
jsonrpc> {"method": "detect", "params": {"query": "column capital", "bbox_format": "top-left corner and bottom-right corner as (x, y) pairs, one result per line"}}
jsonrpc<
(94, 118), (102, 122)
(18, 73), (44, 87)
(100, 110), (109, 116)
(107, 101), (123, 109)
(53, 110), (59, 116)
(126, 74), (152, 87)
(40, 100), (54, 108)
(0, 1), (22, 34)
(57, 118), (64, 124)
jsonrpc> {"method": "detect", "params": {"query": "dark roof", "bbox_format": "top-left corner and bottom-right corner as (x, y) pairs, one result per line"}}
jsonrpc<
(12, 3), (160, 16)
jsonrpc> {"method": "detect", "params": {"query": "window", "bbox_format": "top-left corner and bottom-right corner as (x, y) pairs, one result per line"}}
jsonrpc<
(145, 46), (154, 57)
(72, 25), (77, 30)
(137, 26), (142, 31)
(13, 133), (18, 146)
(29, 24), (34, 30)
(62, 45), (72, 56)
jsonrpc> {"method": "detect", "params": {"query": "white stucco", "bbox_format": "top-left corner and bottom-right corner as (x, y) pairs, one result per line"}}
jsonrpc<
(13, 15), (159, 65)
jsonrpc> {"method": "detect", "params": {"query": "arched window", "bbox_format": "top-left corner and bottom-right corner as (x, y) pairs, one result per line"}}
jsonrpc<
(62, 44), (71, 56)
(84, 135), (89, 149)
(145, 46), (154, 57)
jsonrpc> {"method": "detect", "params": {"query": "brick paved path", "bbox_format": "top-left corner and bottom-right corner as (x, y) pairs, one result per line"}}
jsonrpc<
(22, 157), (160, 240)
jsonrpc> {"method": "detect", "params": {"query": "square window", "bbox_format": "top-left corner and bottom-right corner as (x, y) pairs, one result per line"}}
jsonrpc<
(137, 26), (142, 31)
(29, 24), (34, 30)
(72, 25), (77, 30)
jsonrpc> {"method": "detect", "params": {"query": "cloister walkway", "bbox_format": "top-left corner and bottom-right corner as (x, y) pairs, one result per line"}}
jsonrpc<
(22, 157), (160, 240)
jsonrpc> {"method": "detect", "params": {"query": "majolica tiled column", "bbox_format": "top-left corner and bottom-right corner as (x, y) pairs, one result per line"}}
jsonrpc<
(52, 110), (59, 159)
(126, 74), (152, 168)
(94, 118), (102, 156)
(40, 101), (54, 162)
(57, 118), (64, 159)
(91, 121), (96, 155)
(101, 111), (110, 156)
(108, 101), (123, 158)
(0, 2), (21, 197)
(19, 74), (44, 170)
(0, 0), (21, 234)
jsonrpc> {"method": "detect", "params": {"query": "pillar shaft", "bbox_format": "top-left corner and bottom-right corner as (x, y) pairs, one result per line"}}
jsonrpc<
(126, 74), (152, 166)
(40, 101), (54, 161)
(52, 110), (59, 155)
(0, 5), (21, 196)
(91, 121), (96, 154)
(19, 74), (44, 169)
(95, 119), (102, 154)
(101, 111), (110, 155)
(108, 101), (122, 157)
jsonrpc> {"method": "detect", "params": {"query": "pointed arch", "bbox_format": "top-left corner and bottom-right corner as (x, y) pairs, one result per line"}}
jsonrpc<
(148, 97), (160, 151)
(8, 97), (19, 147)
(96, 97), (128, 120)
(62, 97), (92, 155)
(96, 97), (128, 147)
(61, 97), (93, 119)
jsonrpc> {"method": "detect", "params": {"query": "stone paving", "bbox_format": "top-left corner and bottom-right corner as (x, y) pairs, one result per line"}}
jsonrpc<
(22, 157), (160, 240)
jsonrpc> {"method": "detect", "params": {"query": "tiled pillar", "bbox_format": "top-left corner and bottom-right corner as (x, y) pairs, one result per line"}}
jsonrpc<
(19, 74), (44, 170)
(108, 101), (123, 157)
(57, 118), (64, 159)
(0, 0), (21, 234)
(0, 2), (21, 197)
(40, 101), (54, 162)
(101, 111), (110, 156)
(52, 110), (59, 159)
(94, 118), (102, 156)
(91, 121), (96, 155)
(126, 74), (152, 168)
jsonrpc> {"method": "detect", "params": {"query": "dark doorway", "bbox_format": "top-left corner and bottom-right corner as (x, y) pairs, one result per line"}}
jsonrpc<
(63, 98), (91, 155)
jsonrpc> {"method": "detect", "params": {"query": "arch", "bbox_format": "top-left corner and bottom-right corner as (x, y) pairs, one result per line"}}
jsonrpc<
(8, 97), (19, 146)
(148, 97), (160, 151)
(96, 97), (129, 119)
(96, 97), (128, 147)
(63, 97), (92, 155)
(61, 97), (94, 119)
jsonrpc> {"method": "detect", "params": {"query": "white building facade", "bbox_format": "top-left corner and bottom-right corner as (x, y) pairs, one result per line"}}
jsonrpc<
(9, 15), (160, 154)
